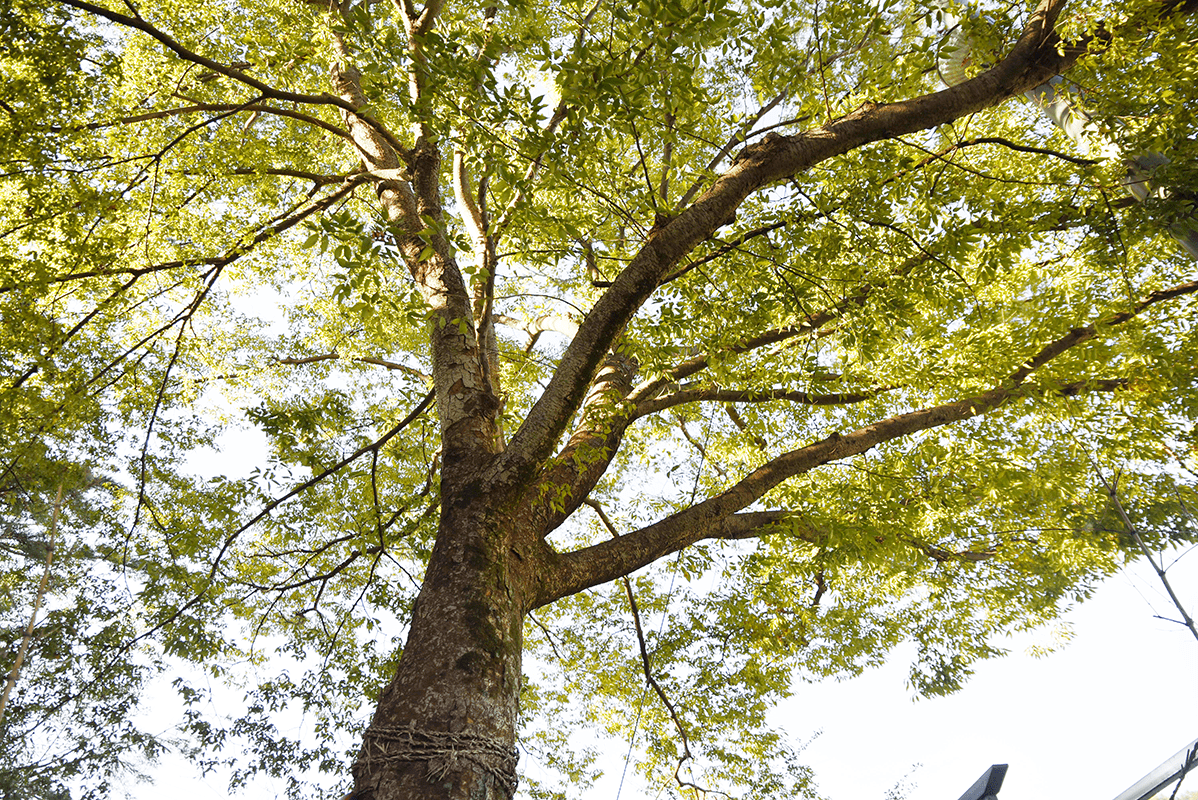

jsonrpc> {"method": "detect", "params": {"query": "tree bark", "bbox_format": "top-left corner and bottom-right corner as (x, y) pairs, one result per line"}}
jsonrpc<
(351, 488), (533, 800)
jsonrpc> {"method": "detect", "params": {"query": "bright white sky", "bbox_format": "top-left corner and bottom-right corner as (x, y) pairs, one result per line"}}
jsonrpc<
(132, 544), (1198, 800)
(786, 550), (1198, 800)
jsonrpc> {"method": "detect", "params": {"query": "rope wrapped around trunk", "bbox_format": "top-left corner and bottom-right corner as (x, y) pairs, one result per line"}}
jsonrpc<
(362, 724), (519, 795)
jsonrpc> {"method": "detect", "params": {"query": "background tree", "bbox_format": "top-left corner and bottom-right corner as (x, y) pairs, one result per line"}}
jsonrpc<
(2, 0), (1197, 798)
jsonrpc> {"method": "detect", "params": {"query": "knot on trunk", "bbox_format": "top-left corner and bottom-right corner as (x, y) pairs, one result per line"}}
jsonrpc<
(360, 725), (519, 796)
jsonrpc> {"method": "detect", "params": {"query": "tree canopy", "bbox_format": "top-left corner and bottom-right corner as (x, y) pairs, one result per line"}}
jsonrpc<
(2, 0), (1197, 797)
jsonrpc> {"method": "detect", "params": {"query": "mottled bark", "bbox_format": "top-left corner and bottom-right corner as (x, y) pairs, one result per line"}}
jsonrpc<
(344, 2), (1105, 791)
(351, 491), (533, 800)
(37, 0), (1198, 797)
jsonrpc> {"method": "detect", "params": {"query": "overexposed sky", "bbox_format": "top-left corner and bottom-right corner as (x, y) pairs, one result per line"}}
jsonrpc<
(789, 552), (1198, 800)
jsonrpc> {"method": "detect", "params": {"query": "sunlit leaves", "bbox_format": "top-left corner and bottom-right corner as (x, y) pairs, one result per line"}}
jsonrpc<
(3, 0), (1198, 796)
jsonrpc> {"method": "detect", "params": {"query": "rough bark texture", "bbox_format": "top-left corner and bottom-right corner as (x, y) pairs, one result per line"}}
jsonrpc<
(343, 2), (1099, 796)
(25, 0), (1198, 797)
(352, 489), (532, 800)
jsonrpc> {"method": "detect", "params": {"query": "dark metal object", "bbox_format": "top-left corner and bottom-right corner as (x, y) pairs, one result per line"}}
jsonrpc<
(1110, 737), (1198, 800)
(956, 764), (1008, 800)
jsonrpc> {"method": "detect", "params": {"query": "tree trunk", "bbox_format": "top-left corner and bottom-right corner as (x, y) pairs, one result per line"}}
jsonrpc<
(351, 489), (529, 800)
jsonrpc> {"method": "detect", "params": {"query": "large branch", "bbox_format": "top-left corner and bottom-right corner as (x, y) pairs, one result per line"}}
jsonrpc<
(536, 379), (1110, 605)
(389, 0), (450, 140)
(307, 6), (501, 460)
(319, 23), (417, 231)
(534, 278), (1198, 604)
(510, 296), (870, 508)
(523, 248), (935, 535)
(518, 352), (639, 538)
(637, 196), (1108, 405)
(626, 282), (889, 408)
(521, 313), (845, 539)
(494, 313), (579, 340)
(57, 0), (363, 114)
(633, 385), (889, 419)
(521, 198), (1082, 532)
(499, 0), (1082, 487)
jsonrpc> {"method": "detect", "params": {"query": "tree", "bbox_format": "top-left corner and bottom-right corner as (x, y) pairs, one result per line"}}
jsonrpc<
(2, 0), (1198, 797)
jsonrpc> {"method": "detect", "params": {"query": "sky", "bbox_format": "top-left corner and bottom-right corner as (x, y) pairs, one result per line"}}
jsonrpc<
(786, 552), (1198, 800)
(132, 542), (1198, 800)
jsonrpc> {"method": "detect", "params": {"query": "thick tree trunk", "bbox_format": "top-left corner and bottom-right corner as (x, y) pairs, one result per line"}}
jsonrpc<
(351, 490), (529, 800)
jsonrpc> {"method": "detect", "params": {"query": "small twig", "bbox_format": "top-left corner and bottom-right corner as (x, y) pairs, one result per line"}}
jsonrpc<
(1166, 744), (1198, 800)
(527, 611), (568, 665)
(724, 404), (766, 450)
(622, 565), (725, 798)
(584, 499), (723, 797)
(660, 221), (788, 286)
(277, 351), (430, 381)
(812, 0), (834, 122)
(1093, 465), (1198, 648)
(59, 0), (358, 112)
(810, 570), (827, 608)
(677, 90), (787, 208)
(223, 391), (435, 555)
(118, 389), (435, 653)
